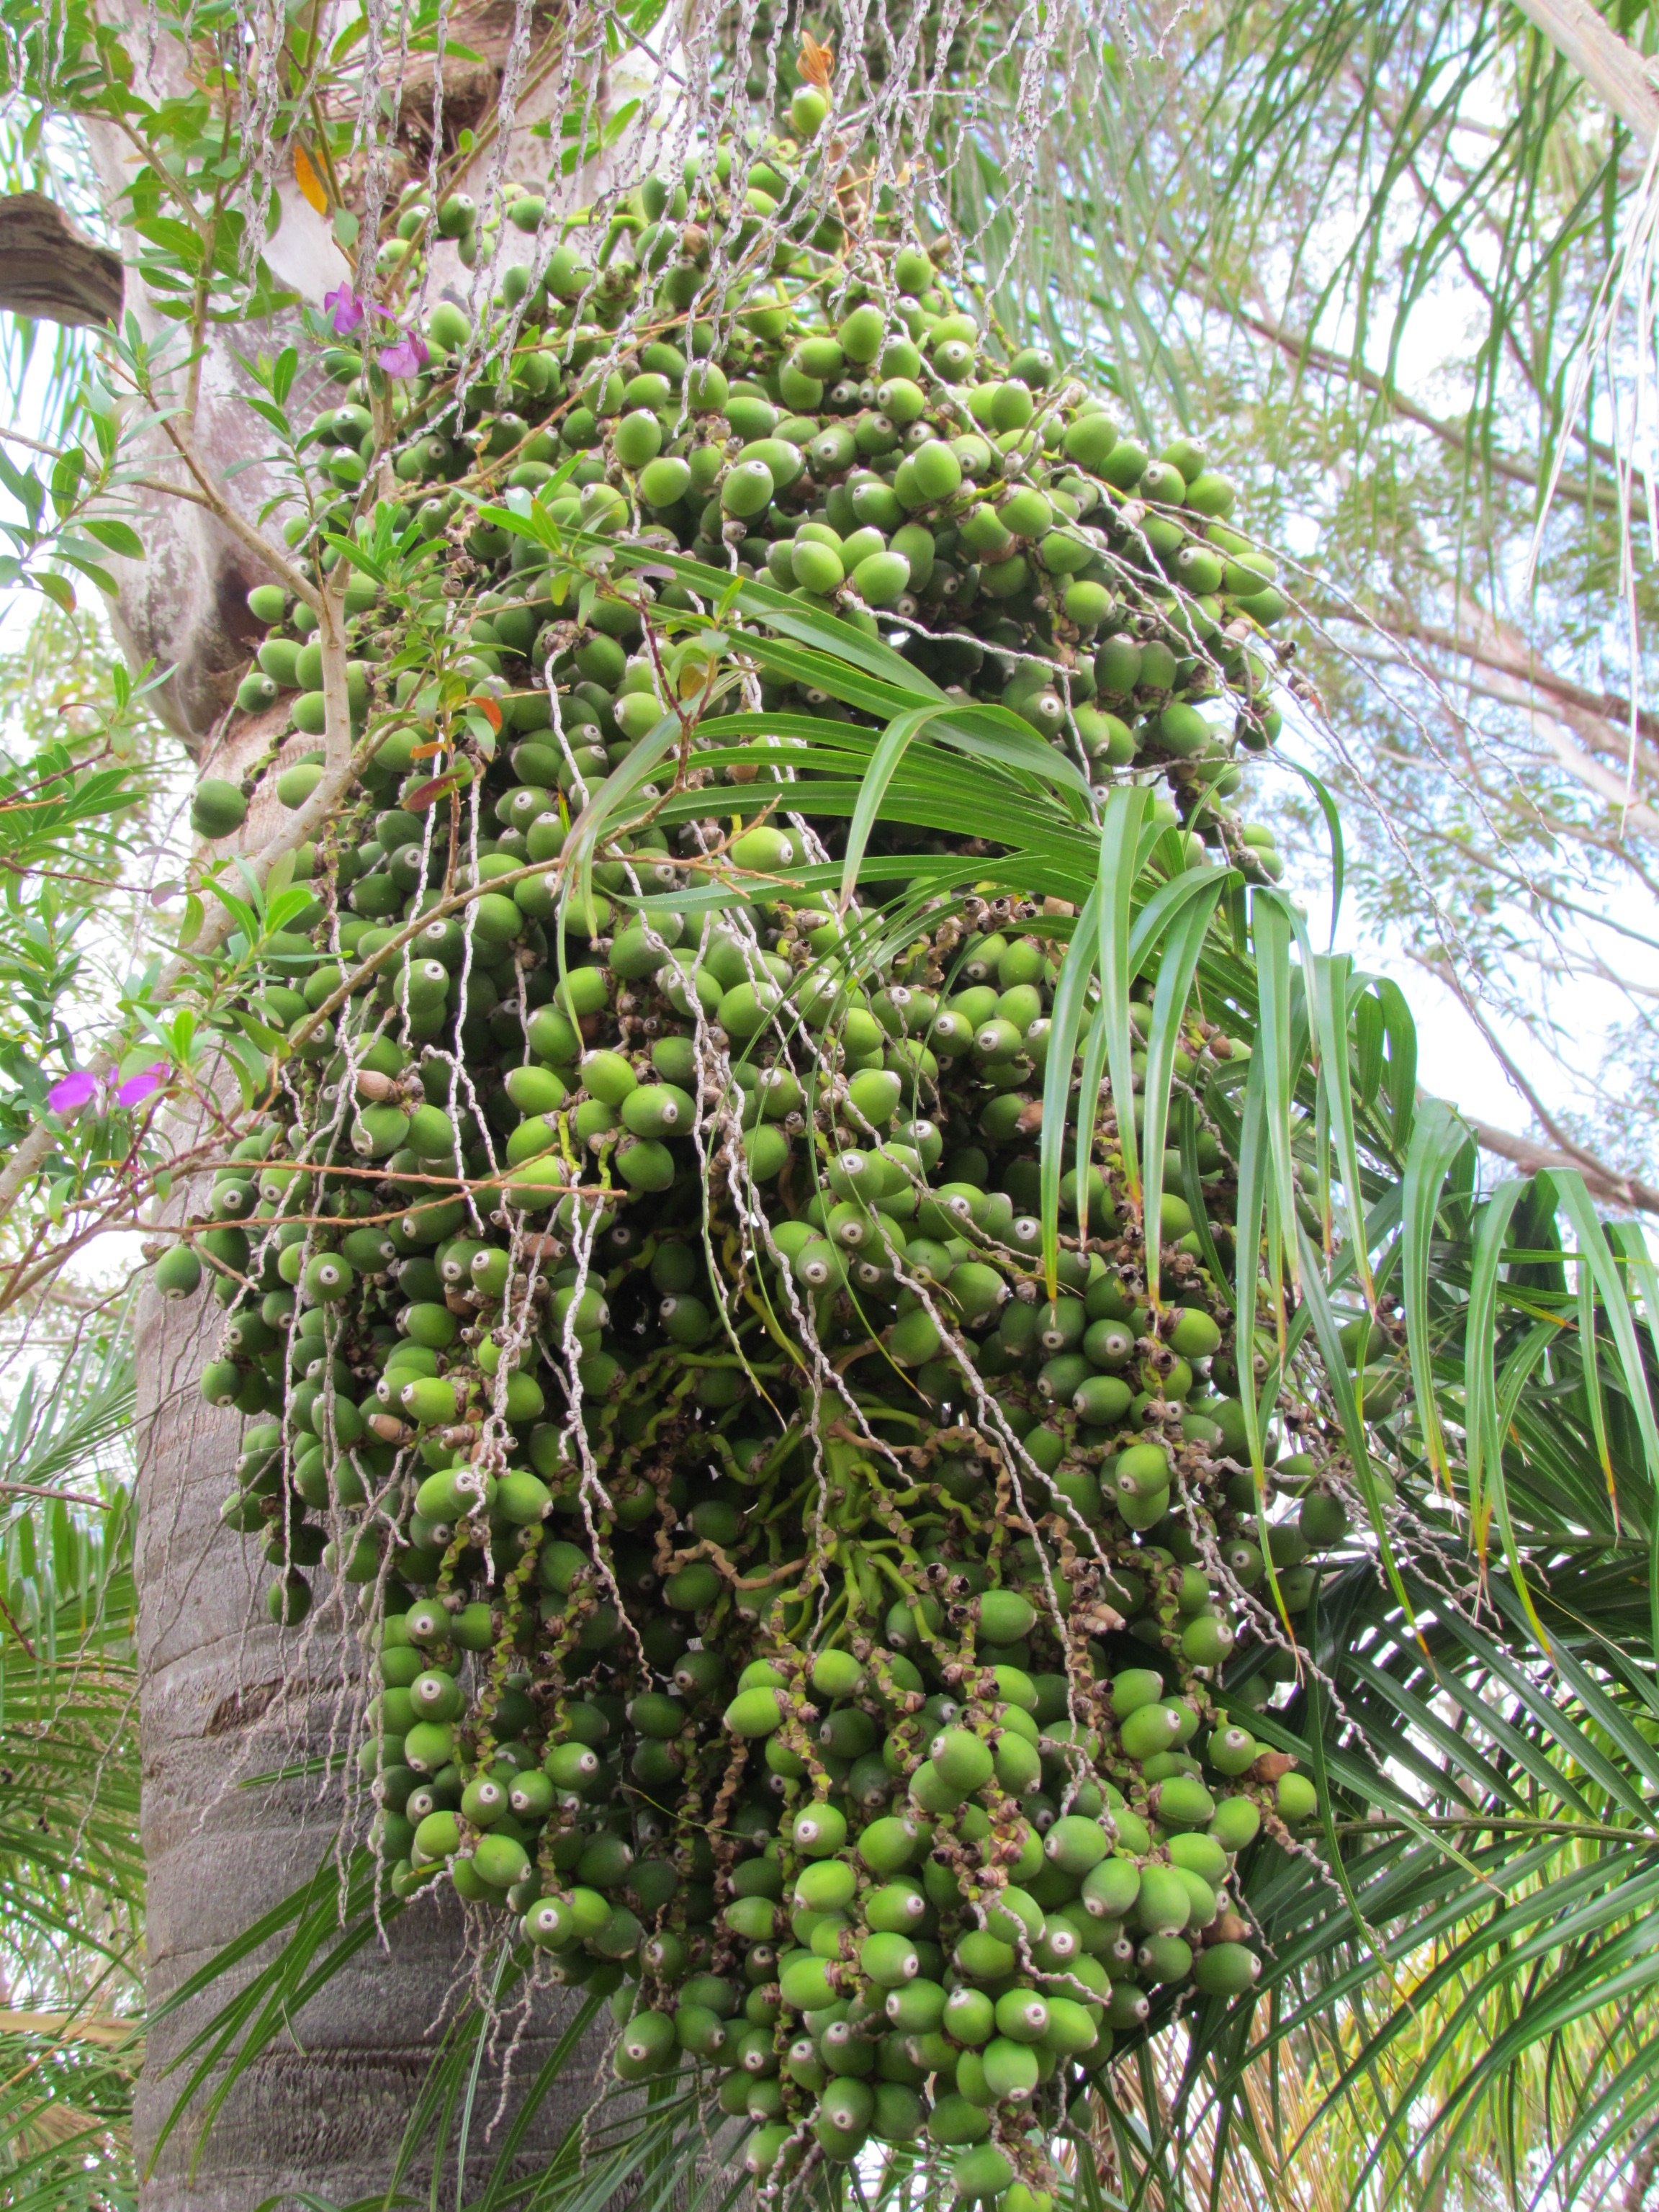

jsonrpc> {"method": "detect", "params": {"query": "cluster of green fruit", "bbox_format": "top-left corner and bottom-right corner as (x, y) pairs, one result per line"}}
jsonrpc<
(161, 127), (1340, 2203)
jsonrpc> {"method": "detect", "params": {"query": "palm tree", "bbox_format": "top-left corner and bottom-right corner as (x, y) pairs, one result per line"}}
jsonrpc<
(1, 1), (1658, 2208)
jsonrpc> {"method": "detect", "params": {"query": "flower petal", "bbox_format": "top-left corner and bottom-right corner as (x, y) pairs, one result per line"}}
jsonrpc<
(323, 281), (364, 336)
(47, 1071), (98, 1114)
(377, 331), (429, 379)
(115, 1062), (169, 1107)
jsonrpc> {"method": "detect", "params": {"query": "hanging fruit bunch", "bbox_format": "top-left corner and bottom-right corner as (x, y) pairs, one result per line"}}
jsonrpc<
(157, 112), (1356, 2208)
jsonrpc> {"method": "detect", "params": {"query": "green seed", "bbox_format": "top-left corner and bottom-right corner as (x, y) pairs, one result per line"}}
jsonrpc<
(1194, 1941), (1260, 1997)
(189, 778), (248, 840)
(615, 409), (664, 468)
(930, 1727), (993, 1794)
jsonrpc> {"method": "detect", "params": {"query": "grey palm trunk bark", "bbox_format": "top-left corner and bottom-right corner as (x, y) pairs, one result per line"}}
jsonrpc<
(133, 1274), (601, 2211)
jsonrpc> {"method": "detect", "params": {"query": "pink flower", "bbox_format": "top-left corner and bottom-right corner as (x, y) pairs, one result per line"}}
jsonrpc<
(115, 1062), (169, 1108)
(323, 282), (365, 335)
(46, 1071), (97, 1115)
(377, 331), (429, 379)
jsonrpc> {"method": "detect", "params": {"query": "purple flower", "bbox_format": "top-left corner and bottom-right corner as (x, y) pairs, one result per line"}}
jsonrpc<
(46, 1071), (97, 1115)
(115, 1061), (169, 1109)
(323, 282), (365, 336)
(377, 330), (429, 379)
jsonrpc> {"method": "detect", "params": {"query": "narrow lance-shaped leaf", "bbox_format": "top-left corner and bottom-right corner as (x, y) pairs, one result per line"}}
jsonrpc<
(1230, 1044), (1278, 1585)
(1092, 783), (1151, 1205)
(1136, 873), (1225, 1308)
(1295, 1220), (1424, 1642)
(1285, 758), (1347, 948)
(1554, 1174), (1659, 1658)
(1400, 1098), (1473, 1487)
(1373, 976), (1420, 1154)
(1577, 1228), (1617, 1537)
(1249, 891), (1300, 1306)
(1310, 950), (1375, 1303)
(838, 703), (950, 912)
(1462, 1180), (1534, 1586)
(1038, 876), (1105, 1298)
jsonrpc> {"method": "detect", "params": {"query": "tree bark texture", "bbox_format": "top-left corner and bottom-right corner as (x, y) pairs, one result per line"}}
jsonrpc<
(0, 192), (123, 325)
(134, 1235), (603, 2212)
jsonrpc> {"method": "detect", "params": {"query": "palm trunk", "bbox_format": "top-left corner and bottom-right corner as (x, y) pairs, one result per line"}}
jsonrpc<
(133, 1272), (601, 2210)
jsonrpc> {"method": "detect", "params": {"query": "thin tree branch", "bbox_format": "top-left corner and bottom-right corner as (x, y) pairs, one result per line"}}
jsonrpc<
(1509, 0), (1659, 150)
(1210, 289), (1624, 515)
(1371, 611), (1659, 758)
(0, 1594), (40, 1660)
(1467, 1116), (1659, 1214)
(0, 1480), (114, 1511)
(156, 416), (321, 612)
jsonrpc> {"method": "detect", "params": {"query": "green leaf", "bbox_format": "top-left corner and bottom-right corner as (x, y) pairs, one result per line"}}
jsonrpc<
(1400, 1097), (1473, 1483)
(1136, 871), (1225, 1305)
(81, 517), (143, 559)
(1038, 876), (1106, 1295)
(1092, 783), (1151, 1207)
(838, 702), (950, 911)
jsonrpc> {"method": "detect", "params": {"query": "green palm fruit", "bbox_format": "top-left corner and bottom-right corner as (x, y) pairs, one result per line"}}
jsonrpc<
(256, 637), (301, 687)
(1277, 1771), (1318, 1822)
(1044, 1815), (1109, 1875)
(851, 550), (910, 606)
(1080, 1856), (1141, 1920)
(993, 1732), (1042, 1794)
(724, 1686), (785, 1736)
(979, 2036), (1039, 2103)
(953, 1928), (1017, 1983)
(190, 778), (248, 840)
(979, 1588), (1035, 1644)
(468, 1833), (529, 1889)
(1136, 1933), (1192, 1982)
(926, 2090), (992, 2146)
(459, 1773), (508, 1825)
(402, 1720), (454, 1773)
(544, 1740), (601, 1792)
(860, 1932), (921, 1988)
(155, 1244), (203, 1298)
(1073, 1373), (1133, 1427)
(409, 1670), (463, 1723)
(1204, 1717), (1259, 1775)
(1151, 1775), (1216, 1828)
(1194, 1941), (1259, 1997)
(1112, 1442), (1171, 1500)
(619, 1082), (693, 1138)
(1080, 1313), (1134, 1370)
(1172, 1867), (1218, 1929)
(993, 1989), (1050, 2046)
(1134, 1864), (1192, 1937)
(941, 1984), (994, 2046)
(1179, 1614), (1236, 1668)
(1300, 1490), (1349, 1547)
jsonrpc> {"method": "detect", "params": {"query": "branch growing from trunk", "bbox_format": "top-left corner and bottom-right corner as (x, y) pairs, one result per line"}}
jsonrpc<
(1510, 0), (1659, 149)
(1324, 583), (1659, 836)
(0, 192), (123, 327)
(1218, 289), (1624, 514)
(0, 719), (377, 1229)
(160, 417), (321, 613)
(1467, 1118), (1659, 1215)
